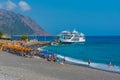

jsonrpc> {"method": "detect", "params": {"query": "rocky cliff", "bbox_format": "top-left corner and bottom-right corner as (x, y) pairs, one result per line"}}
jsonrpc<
(0, 9), (50, 36)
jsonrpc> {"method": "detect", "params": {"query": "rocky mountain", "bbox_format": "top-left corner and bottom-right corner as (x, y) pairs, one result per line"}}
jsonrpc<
(0, 9), (51, 36)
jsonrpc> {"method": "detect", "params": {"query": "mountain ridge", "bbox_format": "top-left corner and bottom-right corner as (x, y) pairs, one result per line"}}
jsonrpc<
(0, 9), (51, 36)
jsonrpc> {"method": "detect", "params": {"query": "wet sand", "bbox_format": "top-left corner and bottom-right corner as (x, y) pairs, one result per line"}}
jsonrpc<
(0, 51), (120, 80)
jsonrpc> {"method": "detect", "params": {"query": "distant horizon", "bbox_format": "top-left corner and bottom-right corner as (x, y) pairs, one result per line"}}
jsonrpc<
(0, 0), (120, 36)
(12, 34), (120, 36)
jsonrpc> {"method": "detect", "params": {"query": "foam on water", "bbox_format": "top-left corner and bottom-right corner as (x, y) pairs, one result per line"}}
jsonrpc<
(57, 54), (88, 65)
(57, 54), (120, 73)
(90, 63), (120, 72)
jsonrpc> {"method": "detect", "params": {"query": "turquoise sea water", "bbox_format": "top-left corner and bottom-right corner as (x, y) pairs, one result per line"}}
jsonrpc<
(12, 36), (120, 72)
(43, 36), (120, 72)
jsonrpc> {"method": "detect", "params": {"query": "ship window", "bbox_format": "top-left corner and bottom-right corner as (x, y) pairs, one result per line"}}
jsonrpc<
(72, 38), (79, 41)
(64, 35), (71, 39)
(75, 34), (79, 37)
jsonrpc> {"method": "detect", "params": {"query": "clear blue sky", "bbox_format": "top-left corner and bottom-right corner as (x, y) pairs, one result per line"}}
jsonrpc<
(0, 0), (120, 36)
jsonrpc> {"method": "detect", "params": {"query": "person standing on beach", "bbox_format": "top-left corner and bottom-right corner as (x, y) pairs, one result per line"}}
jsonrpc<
(60, 57), (66, 65)
(88, 59), (91, 66)
(63, 56), (66, 64)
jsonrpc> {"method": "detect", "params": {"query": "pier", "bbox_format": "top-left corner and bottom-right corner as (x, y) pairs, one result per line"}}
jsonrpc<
(25, 40), (51, 48)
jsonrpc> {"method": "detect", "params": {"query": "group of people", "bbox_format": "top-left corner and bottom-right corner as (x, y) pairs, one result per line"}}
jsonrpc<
(2, 43), (66, 65)
(1, 40), (114, 67)
(39, 51), (66, 64)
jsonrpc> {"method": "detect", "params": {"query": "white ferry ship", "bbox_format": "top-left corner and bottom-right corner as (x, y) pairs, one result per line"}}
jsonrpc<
(57, 29), (85, 43)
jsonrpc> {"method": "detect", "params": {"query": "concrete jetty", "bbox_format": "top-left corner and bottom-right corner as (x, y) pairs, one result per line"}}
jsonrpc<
(25, 40), (51, 48)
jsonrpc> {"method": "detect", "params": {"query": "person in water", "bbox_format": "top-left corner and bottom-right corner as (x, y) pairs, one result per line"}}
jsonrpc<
(108, 62), (113, 66)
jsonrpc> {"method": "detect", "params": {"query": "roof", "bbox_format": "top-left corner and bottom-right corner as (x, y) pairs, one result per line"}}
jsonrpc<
(61, 30), (70, 34)
(72, 29), (79, 34)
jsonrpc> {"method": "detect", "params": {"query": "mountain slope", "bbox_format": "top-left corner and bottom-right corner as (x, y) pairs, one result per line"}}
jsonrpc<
(0, 9), (50, 36)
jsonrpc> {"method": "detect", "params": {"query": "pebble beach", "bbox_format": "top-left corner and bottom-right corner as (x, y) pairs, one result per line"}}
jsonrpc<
(0, 51), (120, 80)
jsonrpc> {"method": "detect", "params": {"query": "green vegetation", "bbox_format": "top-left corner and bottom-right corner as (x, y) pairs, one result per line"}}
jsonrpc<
(21, 35), (28, 40)
(0, 31), (3, 39)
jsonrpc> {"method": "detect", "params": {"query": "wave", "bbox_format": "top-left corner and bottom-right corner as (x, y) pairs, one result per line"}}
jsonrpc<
(57, 54), (120, 73)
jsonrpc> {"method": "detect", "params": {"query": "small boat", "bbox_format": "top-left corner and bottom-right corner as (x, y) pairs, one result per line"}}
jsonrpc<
(57, 29), (85, 44)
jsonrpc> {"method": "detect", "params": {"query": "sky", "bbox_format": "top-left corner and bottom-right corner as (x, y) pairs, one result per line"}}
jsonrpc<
(0, 0), (120, 36)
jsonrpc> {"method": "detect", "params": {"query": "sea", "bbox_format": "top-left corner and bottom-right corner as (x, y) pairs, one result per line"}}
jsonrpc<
(12, 36), (120, 73)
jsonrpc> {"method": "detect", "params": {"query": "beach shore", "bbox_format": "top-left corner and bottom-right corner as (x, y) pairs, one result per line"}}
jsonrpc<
(0, 51), (120, 80)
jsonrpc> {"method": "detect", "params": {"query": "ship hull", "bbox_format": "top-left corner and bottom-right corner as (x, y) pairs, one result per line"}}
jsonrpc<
(60, 39), (85, 44)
